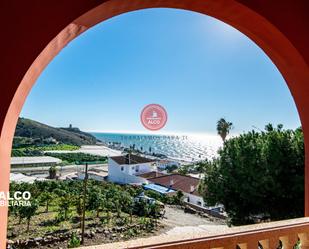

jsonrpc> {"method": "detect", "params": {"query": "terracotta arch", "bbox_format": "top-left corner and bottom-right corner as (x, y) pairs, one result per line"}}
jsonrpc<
(1, 1), (309, 247)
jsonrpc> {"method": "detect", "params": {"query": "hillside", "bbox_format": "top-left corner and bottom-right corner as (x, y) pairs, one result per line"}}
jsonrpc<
(14, 118), (98, 147)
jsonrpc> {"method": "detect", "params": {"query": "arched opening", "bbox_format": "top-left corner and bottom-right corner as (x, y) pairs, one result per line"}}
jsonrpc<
(1, 1), (309, 247)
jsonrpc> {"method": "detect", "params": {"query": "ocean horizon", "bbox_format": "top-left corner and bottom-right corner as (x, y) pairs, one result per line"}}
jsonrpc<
(91, 132), (223, 163)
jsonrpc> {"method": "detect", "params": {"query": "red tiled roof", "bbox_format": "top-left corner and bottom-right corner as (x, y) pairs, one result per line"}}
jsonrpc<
(137, 171), (166, 179)
(110, 154), (154, 165)
(148, 174), (201, 196)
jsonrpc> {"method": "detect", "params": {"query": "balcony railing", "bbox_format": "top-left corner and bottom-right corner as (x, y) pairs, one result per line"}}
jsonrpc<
(82, 217), (309, 249)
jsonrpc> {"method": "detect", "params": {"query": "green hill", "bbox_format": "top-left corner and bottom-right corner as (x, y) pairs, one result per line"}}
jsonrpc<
(14, 118), (98, 147)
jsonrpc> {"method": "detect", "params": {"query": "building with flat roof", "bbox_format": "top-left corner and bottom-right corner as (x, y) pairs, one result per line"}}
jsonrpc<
(110, 154), (154, 165)
(108, 154), (155, 184)
(11, 156), (62, 167)
(10, 173), (46, 183)
(156, 159), (180, 170)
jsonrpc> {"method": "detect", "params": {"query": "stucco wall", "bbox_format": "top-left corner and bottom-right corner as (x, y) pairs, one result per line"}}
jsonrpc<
(184, 192), (205, 207)
(108, 158), (149, 184)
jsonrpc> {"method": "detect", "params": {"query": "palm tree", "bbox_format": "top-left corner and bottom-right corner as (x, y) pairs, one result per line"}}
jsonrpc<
(217, 118), (233, 142)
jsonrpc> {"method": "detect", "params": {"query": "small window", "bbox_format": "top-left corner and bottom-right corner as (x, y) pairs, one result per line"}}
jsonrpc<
(197, 201), (202, 206)
(121, 166), (124, 171)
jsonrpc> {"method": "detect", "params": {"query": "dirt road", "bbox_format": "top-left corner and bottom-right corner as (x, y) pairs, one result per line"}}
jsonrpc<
(161, 206), (228, 235)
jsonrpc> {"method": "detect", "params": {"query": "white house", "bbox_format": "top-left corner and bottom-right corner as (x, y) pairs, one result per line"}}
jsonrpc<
(148, 174), (204, 206)
(148, 174), (226, 217)
(108, 154), (155, 184)
(156, 159), (180, 170)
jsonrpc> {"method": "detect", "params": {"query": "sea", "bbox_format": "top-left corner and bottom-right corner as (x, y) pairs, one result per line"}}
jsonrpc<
(92, 132), (222, 163)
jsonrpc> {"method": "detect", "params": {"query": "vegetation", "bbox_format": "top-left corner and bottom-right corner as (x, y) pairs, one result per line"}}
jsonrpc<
(14, 117), (98, 147)
(19, 201), (39, 232)
(199, 124), (304, 225)
(165, 164), (178, 173)
(39, 192), (55, 213)
(68, 232), (81, 248)
(216, 118), (233, 142)
(7, 180), (164, 243)
(49, 166), (57, 179)
(12, 147), (43, 157)
(178, 162), (207, 175)
(12, 144), (80, 157)
(145, 189), (184, 205)
(44, 152), (107, 164)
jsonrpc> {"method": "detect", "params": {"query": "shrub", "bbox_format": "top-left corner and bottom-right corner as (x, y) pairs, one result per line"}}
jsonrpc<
(68, 232), (81, 248)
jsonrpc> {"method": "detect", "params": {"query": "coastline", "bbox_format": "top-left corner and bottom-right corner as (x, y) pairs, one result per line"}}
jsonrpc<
(92, 132), (221, 163)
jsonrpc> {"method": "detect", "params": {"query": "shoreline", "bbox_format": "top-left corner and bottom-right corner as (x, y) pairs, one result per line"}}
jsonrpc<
(92, 133), (221, 163)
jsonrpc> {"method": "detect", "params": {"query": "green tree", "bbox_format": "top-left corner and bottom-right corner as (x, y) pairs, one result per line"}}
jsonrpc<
(58, 196), (71, 220)
(103, 185), (122, 222)
(49, 166), (57, 179)
(71, 193), (83, 228)
(200, 125), (304, 225)
(148, 202), (164, 226)
(39, 192), (54, 213)
(119, 191), (134, 222)
(19, 201), (39, 232)
(174, 190), (184, 205)
(217, 118), (233, 142)
(87, 187), (104, 217)
(101, 194), (113, 224)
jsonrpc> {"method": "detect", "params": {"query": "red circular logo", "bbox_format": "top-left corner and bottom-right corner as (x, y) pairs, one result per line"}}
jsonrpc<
(141, 104), (168, 131)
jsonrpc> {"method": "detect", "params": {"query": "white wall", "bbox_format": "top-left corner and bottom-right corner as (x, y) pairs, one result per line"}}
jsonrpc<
(77, 172), (105, 181)
(127, 162), (153, 175)
(156, 161), (180, 170)
(108, 158), (149, 184)
(183, 192), (205, 207)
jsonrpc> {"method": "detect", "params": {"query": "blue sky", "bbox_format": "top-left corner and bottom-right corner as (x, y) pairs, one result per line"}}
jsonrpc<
(21, 8), (301, 135)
